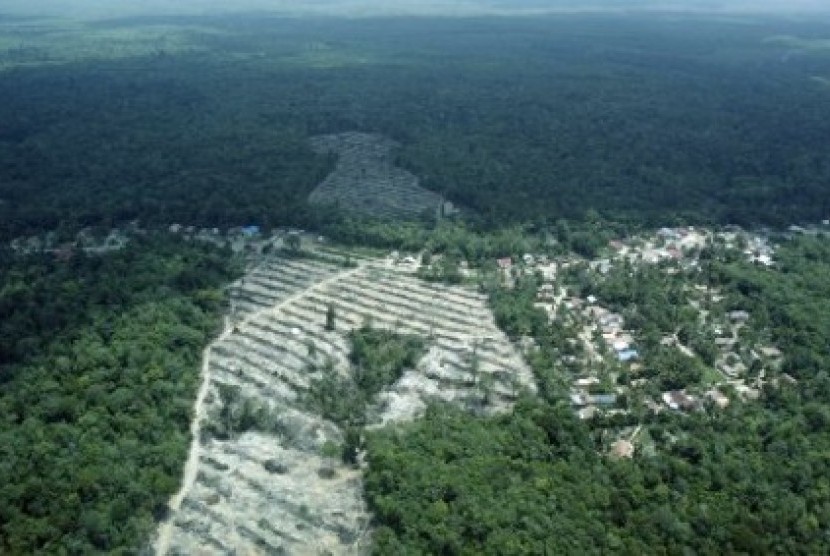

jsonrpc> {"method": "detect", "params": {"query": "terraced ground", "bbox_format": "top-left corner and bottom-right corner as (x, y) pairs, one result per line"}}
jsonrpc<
(308, 132), (445, 220)
(155, 252), (535, 555)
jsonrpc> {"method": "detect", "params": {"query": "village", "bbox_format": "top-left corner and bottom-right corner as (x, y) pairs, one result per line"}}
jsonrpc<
(488, 225), (801, 459)
(7, 221), (325, 261)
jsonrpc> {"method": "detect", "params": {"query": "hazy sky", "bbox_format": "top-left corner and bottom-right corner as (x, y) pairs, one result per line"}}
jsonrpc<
(2, 0), (828, 19)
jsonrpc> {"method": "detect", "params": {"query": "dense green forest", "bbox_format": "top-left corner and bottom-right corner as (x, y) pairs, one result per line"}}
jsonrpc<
(0, 237), (238, 553)
(364, 236), (830, 554)
(2, 14), (830, 242)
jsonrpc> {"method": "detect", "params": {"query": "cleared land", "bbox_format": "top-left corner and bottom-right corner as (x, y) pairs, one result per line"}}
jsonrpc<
(308, 132), (445, 220)
(155, 253), (534, 555)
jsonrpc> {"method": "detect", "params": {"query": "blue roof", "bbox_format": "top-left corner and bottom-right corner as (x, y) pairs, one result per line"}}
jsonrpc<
(242, 225), (261, 236)
(590, 394), (617, 406)
(617, 349), (639, 362)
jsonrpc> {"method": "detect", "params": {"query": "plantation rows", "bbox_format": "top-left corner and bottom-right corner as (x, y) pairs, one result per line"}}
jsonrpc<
(308, 132), (444, 220)
(163, 255), (533, 554)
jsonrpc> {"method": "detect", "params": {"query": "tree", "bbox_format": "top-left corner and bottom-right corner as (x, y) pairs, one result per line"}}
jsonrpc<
(325, 303), (337, 331)
(286, 233), (301, 253)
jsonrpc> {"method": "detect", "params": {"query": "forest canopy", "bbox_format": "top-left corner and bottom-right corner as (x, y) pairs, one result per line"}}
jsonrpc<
(1, 14), (830, 242)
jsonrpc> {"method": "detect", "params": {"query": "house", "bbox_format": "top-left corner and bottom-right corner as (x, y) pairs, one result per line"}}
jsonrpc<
(610, 439), (635, 459)
(570, 393), (589, 407)
(617, 349), (639, 363)
(735, 385), (760, 400)
(600, 314), (624, 328)
(574, 377), (600, 388)
(662, 390), (698, 411)
(242, 225), (261, 237)
(657, 227), (681, 241)
(169, 223), (183, 234)
(496, 257), (512, 270)
(589, 394), (617, 406)
(586, 295), (597, 305)
(537, 284), (555, 300)
(612, 340), (630, 352)
(706, 389), (730, 409)
(760, 346), (782, 359)
(728, 310), (750, 322)
(756, 253), (773, 266)
(578, 406), (598, 420)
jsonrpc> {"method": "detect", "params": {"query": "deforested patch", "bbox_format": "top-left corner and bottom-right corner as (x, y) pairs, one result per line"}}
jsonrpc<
(155, 254), (533, 555)
(308, 132), (446, 221)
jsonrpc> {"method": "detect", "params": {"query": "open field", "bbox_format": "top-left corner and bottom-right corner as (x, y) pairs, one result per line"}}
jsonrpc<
(155, 252), (534, 555)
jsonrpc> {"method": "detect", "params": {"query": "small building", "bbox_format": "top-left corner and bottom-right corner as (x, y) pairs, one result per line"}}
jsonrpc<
(242, 225), (261, 237)
(707, 389), (730, 409)
(657, 227), (681, 241)
(600, 314), (624, 328)
(537, 283), (555, 300)
(735, 385), (760, 401)
(728, 310), (750, 322)
(578, 406), (598, 420)
(612, 340), (630, 352)
(617, 349), (639, 363)
(570, 393), (589, 407)
(169, 223), (183, 234)
(574, 377), (600, 388)
(760, 346), (782, 359)
(755, 253), (773, 266)
(586, 295), (597, 305)
(589, 394), (617, 406)
(496, 257), (513, 270)
(663, 390), (698, 411)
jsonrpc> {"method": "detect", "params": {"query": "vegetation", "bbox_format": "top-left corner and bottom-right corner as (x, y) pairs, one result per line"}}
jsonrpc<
(304, 326), (424, 427)
(0, 236), (238, 553)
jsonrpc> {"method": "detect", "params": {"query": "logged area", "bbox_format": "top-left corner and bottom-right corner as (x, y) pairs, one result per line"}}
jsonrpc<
(155, 251), (534, 554)
(309, 132), (445, 221)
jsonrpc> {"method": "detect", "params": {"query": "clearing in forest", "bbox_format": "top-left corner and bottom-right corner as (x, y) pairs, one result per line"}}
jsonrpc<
(153, 250), (534, 555)
(308, 132), (445, 220)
